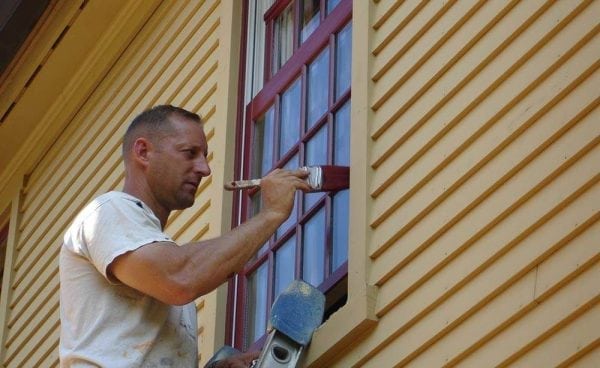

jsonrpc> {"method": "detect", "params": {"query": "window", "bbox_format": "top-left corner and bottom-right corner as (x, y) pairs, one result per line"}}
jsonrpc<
(231, 0), (351, 350)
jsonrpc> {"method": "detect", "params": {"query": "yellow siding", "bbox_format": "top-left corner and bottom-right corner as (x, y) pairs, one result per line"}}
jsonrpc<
(0, 0), (231, 366)
(1, 0), (598, 367)
(329, 0), (599, 366)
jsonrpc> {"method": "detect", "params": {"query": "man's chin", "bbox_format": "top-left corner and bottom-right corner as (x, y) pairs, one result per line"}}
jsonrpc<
(174, 196), (195, 210)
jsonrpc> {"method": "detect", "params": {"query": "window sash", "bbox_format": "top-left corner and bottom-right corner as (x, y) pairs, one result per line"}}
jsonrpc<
(233, 0), (351, 350)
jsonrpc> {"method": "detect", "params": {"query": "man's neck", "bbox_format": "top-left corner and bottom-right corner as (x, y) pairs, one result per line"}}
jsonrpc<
(122, 181), (170, 229)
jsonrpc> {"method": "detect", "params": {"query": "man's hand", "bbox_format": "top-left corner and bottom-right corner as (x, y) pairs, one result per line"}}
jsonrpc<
(212, 350), (260, 368)
(260, 168), (310, 221)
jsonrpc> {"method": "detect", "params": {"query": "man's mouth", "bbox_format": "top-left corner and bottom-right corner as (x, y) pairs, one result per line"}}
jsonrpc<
(184, 181), (199, 191)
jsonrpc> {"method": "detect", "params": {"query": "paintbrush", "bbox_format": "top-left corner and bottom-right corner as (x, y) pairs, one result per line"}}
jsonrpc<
(224, 165), (349, 192)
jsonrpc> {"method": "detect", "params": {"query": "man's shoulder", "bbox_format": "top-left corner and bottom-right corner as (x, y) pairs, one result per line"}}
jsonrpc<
(90, 191), (142, 210)
(72, 192), (139, 223)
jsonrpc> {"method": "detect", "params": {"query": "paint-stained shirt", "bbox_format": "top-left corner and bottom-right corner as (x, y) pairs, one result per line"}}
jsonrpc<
(59, 191), (198, 368)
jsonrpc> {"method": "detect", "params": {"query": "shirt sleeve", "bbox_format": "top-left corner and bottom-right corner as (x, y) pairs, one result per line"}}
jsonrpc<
(80, 196), (173, 281)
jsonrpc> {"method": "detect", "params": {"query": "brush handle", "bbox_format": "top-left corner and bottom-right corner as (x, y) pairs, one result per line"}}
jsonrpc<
(223, 179), (261, 191)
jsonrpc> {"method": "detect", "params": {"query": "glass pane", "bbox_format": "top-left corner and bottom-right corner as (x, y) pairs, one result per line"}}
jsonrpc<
(304, 125), (327, 211)
(301, 0), (320, 43)
(302, 207), (326, 287)
(249, 192), (270, 257)
(279, 79), (301, 157)
(307, 48), (330, 129)
(335, 23), (352, 101)
(249, 191), (262, 218)
(332, 189), (349, 270)
(272, 4), (294, 76)
(246, 263), (268, 347)
(252, 107), (275, 178)
(334, 100), (350, 166)
(327, 0), (342, 14)
(274, 237), (296, 297)
(276, 154), (300, 238)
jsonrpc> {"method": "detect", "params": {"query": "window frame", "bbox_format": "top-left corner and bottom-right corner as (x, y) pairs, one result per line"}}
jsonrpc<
(229, 0), (354, 351)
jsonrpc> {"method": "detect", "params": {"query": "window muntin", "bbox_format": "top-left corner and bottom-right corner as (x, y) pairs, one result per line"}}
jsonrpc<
(235, 0), (351, 350)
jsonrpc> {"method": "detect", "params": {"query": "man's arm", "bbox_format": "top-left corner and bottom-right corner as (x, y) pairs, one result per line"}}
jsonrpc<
(108, 169), (310, 305)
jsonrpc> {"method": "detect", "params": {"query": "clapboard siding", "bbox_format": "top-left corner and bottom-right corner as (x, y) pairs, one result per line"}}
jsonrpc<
(326, 0), (599, 366)
(1, 0), (597, 367)
(1, 0), (225, 366)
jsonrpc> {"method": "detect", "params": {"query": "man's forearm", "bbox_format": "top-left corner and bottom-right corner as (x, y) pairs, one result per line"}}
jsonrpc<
(181, 209), (286, 297)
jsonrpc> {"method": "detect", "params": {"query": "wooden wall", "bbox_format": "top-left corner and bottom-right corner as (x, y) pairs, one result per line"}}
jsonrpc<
(0, 0), (598, 367)
(0, 0), (240, 366)
(328, 0), (599, 366)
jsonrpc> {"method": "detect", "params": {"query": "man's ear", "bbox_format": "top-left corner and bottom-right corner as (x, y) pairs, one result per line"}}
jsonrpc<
(132, 138), (151, 166)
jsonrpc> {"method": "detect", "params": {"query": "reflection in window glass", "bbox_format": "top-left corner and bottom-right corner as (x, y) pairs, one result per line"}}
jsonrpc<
(335, 23), (352, 101)
(275, 237), (296, 297)
(248, 192), (270, 257)
(252, 107), (275, 178)
(332, 189), (349, 269)
(303, 207), (325, 287)
(307, 48), (330, 129)
(246, 263), (268, 348)
(272, 4), (294, 76)
(327, 0), (342, 14)
(301, 0), (320, 43)
(249, 191), (262, 218)
(280, 80), (302, 157)
(334, 101), (350, 166)
(276, 154), (300, 238)
(304, 125), (327, 211)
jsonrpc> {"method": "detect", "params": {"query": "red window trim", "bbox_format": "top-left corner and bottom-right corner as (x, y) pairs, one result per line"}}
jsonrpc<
(228, 0), (352, 350)
(249, 0), (351, 118)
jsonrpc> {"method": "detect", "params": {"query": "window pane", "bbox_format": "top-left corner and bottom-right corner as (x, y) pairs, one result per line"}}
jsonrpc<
(276, 154), (300, 238)
(334, 100), (350, 166)
(249, 191), (262, 218)
(300, 0), (320, 43)
(279, 79), (301, 157)
(327, 0), (342, 14)
(246, 263), (268, 347)
(332, 189), (349, 270)
(307, 48), (330, 129)
(272, 4), (294, 76)
(274, 237), (296, 297)
(304, 125), (327, 211)
(248, 192), (270, 257)
(252, 107), (275, 178)
(335, 23), (352, 101)
(302, 207), (326, 287)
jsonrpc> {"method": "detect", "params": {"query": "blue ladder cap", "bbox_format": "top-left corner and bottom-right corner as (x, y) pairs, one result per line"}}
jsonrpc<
(270, 279), (326, 346)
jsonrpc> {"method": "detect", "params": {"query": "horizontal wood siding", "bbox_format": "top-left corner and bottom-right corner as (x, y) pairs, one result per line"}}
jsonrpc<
(2, 0), (224, 366)
(331, 0), (599, 366)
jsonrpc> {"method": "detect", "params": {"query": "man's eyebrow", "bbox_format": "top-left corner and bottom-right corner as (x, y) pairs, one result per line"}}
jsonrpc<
(175, 142), (208, 156)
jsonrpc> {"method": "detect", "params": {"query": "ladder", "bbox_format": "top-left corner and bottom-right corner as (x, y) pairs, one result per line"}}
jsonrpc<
(205, 279), (325, 368)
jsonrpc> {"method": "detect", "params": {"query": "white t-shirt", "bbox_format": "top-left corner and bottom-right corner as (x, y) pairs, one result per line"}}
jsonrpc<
(59, 191), (198, 367)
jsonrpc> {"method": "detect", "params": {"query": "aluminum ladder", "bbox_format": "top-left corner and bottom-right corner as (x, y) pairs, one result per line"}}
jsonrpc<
(205, 279), (325, 368)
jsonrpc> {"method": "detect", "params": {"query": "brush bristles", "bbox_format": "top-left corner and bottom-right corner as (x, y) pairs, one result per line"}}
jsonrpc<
(319, 165), (349, 191)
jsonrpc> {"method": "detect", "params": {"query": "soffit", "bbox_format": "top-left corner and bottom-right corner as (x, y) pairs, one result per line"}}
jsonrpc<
(0, 0), (161, 195)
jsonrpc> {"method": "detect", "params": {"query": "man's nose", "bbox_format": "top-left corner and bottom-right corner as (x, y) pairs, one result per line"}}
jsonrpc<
(195, 156), (211, 176)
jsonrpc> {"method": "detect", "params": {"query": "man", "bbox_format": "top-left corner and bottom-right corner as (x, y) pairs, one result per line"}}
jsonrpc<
(59, 105), (310, 367)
